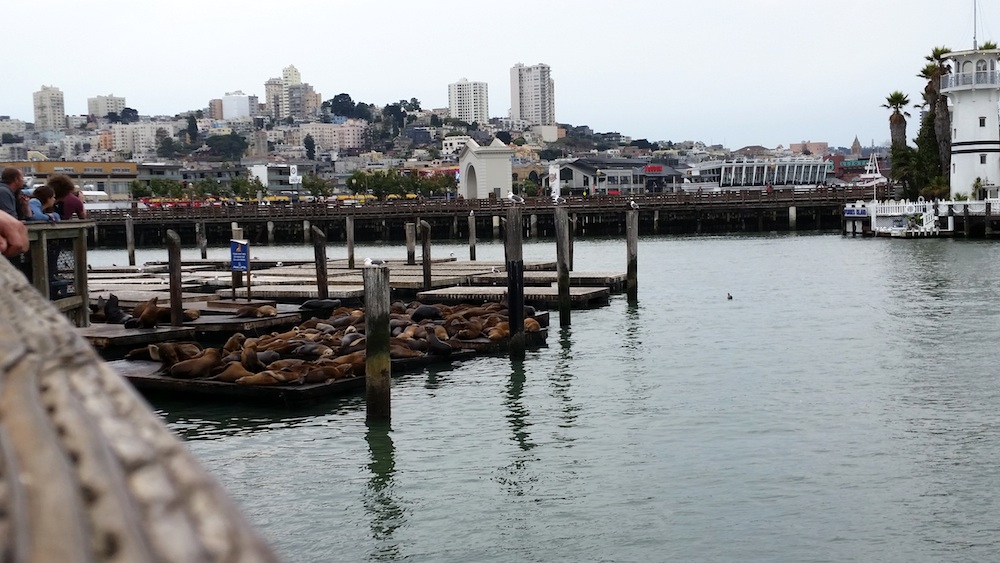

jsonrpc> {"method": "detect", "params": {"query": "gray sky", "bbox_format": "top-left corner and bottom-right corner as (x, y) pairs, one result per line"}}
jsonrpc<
(4, 0), (993, 150)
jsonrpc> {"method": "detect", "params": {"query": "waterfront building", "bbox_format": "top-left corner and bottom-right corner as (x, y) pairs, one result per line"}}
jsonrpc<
(941, 46), (1000, 198)
(681, 156), (831, 190)
(557, 157), (683, 196)
(87, 95), (126, 119)
(33, 85), (65, 132)
(448, 78), (489, 125)
(510, 63), (555, 126)
(0, 160), (137, 198)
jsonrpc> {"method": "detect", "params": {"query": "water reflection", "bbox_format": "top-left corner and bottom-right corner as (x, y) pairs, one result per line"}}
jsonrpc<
(505, 359), (535, 451)
(364, 419), (404, 560)
(550, 326), (579, 430)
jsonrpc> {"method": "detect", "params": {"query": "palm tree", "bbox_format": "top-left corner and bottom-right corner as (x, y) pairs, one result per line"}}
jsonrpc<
(924, 46), (952, 179)
(883, 91), (911, 149)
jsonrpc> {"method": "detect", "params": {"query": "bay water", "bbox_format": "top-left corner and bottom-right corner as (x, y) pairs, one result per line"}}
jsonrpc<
(90, 234), (1000, 562)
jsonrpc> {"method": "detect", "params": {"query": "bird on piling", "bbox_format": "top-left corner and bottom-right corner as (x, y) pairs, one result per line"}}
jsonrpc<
(629, 199), (639, 210)
(469, 210), (474, 217)
(507, 192), (525, 204)
(364, 257), (385, 267)
(554, 196), (566, 204)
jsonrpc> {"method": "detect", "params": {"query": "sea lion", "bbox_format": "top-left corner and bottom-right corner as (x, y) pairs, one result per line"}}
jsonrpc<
(235, 371), (282, 386)
(138, 296), (159, 328)
(292, 342), (336, 359)
(341, 331), (365, 349)
(256, 350), (281, 366)
(303, 364), (353, 383)
(124, 345), (154, 361)
(157, 342), (204, 365)
(266, 358), (306, 370)
(168, 348), (222, 379)
(256, 305), (277, 318)
(147, 343), (178, 367)
(222, 333), (247, 354)
(410, 304), (442, 322)
(524, 317), (541, 333)
(425, 329), (453, 357)
(104, 294), (132, 324)
(389, 343), (425, 359)
(90, 296), (107, 323)
(234, 305), (260, 318)
(213, 361), (256, 383)
(241, 341), (266, 373)
(456, 318), (484, 340)
(300, 298), (341, 310)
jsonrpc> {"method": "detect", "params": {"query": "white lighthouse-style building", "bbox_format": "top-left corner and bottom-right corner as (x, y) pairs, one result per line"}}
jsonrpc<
(942, 47), (1000, 198)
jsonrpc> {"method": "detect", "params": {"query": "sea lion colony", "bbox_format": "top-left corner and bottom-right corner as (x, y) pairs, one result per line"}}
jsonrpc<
(124, 301), (543, 386)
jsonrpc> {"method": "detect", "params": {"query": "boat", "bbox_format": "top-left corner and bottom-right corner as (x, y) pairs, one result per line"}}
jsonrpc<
(680, 155), (830, 191)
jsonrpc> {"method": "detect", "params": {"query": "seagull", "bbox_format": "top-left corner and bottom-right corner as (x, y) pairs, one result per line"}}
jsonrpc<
(727, 293), (733, 300)
(469, 210), (474, 217)
(629, 199), (639, 210)
(276, 261), (283, 267)
(491, 266), (500, 273)
(554, 196), (566, 204)
(507, 192), (525, 204)
(364, 257), (385, 266)
(449, 252), (455, 258)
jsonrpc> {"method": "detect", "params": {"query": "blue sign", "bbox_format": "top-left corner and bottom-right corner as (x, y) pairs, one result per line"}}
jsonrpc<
(844, 208), (867, 217)
(231, 239), (249, 272)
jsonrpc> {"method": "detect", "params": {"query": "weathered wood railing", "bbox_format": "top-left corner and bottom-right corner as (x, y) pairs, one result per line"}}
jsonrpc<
(0, 256), (280, 562)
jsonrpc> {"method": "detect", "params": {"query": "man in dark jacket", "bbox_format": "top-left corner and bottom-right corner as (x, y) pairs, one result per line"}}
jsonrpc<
(0, 167), (26, 218)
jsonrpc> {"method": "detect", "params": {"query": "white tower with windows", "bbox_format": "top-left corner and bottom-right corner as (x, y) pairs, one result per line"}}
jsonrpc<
(942, 48), (1000, 198)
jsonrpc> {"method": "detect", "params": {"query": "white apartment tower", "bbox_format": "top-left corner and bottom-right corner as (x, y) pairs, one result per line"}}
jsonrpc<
(509, 63), (555, 126)
(88, 94), (126, 118)
(942, 46), (1000, 198)
(33, 85), (65, 131)
(448, 78), (489, 125)
(222, 91), (252, 119)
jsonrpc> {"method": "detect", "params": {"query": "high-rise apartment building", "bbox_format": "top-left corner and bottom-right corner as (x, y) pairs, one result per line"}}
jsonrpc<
(264, 78), (284, 119)
(222, 91), (252, 119)
(87, 94), (126, 118)
(509, 63), (555, 126)
(265, 64), (312, 120)
(287, 83), (321, 120)
(448, 78), (489, 125)
(33, 85), (66, 131)
(208, 99), (224, 120)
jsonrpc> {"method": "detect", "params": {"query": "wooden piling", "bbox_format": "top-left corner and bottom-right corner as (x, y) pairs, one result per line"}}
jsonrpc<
(312, 226), (329, 300)
(196, 221), (208, 259)
(788, 205), (797, 231)
(555, 207), (571, 327)
(506, 206), (526, 360)
(626, 209), (639, 305)
(347, 215), (356, 269)
(266, 220), (275, 245)
(405, 222), (416, 265)
(964, 205), (971, 237)
(468, 211), (477, 260)
(419, 220), (432, 290)
(125, 214), (136, 266)
(364, 265), (391, 420)
(166, 229), (183, 327)
(303, 219), (311, 243)
(569, 213), (577, 270)
(987, 202), (993, 237)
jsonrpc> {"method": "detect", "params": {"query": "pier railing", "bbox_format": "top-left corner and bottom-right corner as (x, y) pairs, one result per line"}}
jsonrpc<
(87, 186), (876, 224)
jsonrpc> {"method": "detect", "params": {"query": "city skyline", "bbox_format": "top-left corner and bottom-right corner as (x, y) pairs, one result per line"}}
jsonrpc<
(3, 0), (992, 149)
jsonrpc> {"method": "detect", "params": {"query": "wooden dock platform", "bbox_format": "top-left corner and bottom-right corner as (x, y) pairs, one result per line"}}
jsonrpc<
(78, 324), (195, 350)
(469, 271), (626, 291)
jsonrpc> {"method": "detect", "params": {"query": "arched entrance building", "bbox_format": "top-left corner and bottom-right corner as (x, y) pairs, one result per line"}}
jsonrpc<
(458, 138), (513, 200)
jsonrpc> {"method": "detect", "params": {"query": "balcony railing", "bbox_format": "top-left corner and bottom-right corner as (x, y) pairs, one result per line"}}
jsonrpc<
(941, 71), (1000, 90)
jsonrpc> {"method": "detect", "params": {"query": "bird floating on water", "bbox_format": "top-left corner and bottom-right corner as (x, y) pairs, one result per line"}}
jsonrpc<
(364, 257), (385, 266)
(629, 199), (639, 210)
(727, 293), (733, 300)
(507, 192), (525, 204)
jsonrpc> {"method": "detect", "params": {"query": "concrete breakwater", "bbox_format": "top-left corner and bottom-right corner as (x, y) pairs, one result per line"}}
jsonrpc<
(84, 188), (872, 247)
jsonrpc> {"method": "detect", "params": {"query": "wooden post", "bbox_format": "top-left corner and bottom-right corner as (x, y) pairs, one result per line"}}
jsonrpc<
(555, 207), (571, 327)
(312, 226), (328, 300)
(364, 265), (391, 420)
(987, 201), (993, 237)
(506, 206), (526, 360)
(788, 205), (797, 231)
(266, 220), (275, 245)
(166, 229), (183, 327)
(231, 226), (243, 301)
(468, 211), (477, 260)
(569, 213), (577, 270)
(529, 213), (538, 238)
(303, 219), (311, 243)
(196, 221), (207, 259)
(125, 214), (136, 266)
(346, 215), (355, 269)
(405, 222), (416, 265)
(626, 209), (639, 305)
(419, 220), (432, 290)
(72, 224), (90, 327)
(964, 205), (971, 237)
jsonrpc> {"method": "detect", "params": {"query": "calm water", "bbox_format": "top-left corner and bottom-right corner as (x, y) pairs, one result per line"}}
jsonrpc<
(93, 235), (1000, 562)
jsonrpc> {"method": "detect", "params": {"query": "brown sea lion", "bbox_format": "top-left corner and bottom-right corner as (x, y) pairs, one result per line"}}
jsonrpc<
(241, 341), (266, 373)
(147, 343), (178, 366)
(91, 296), (107, 323)
(266, 358), (306, 370)
(425, 329), (453, 357)
(124, 345), (154, 361)
(168, 348), (222, 379)
(235, 371), (282, 386)
(292, 342), (336, 359)
(389, 344), (425, 359)
(524, 317), (541, 333)
(256, 305), (277, 317)
(457, 318), (484, 340)
(214, 361), (256, 383)
(222, 333), (246, 354)
(138, 296), (159, 328)
(234, 305), (260, 318)
(303, 364), (353, 383)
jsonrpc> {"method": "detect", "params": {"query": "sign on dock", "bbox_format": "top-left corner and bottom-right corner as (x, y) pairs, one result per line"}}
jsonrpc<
(230, 239), (249, 272)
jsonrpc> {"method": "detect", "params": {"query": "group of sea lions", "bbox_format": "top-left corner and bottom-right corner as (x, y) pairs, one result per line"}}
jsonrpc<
(91, 294), (201, 328)
(124, 300), (543, 386)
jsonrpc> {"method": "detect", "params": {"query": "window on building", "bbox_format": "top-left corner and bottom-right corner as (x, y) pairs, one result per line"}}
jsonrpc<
(981, 117), (987, 127)
(982, 154), (987, 164)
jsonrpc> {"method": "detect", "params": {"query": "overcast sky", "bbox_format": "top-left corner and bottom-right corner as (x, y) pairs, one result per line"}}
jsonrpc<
(4, 0), (994, 150)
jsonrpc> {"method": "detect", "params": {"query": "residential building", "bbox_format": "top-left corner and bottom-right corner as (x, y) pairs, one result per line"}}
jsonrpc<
(33, 85), (65, 131)
(264, 78), (284, 119)
(442, 135), (473, 155)
(208, 98), (224, 120)
(264, 64), (306, 120)
(298, 120), (367, 152)
(0, 117), (28, 136)
(448, 78), (489, 125)
(112, 122), (177, 156)
(87, 94), (126, 118)
(0, 160), (138, 198)
(509, 63), (555, 126)
(287, 83), (321, 120)
(222, 91), (252, 119)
